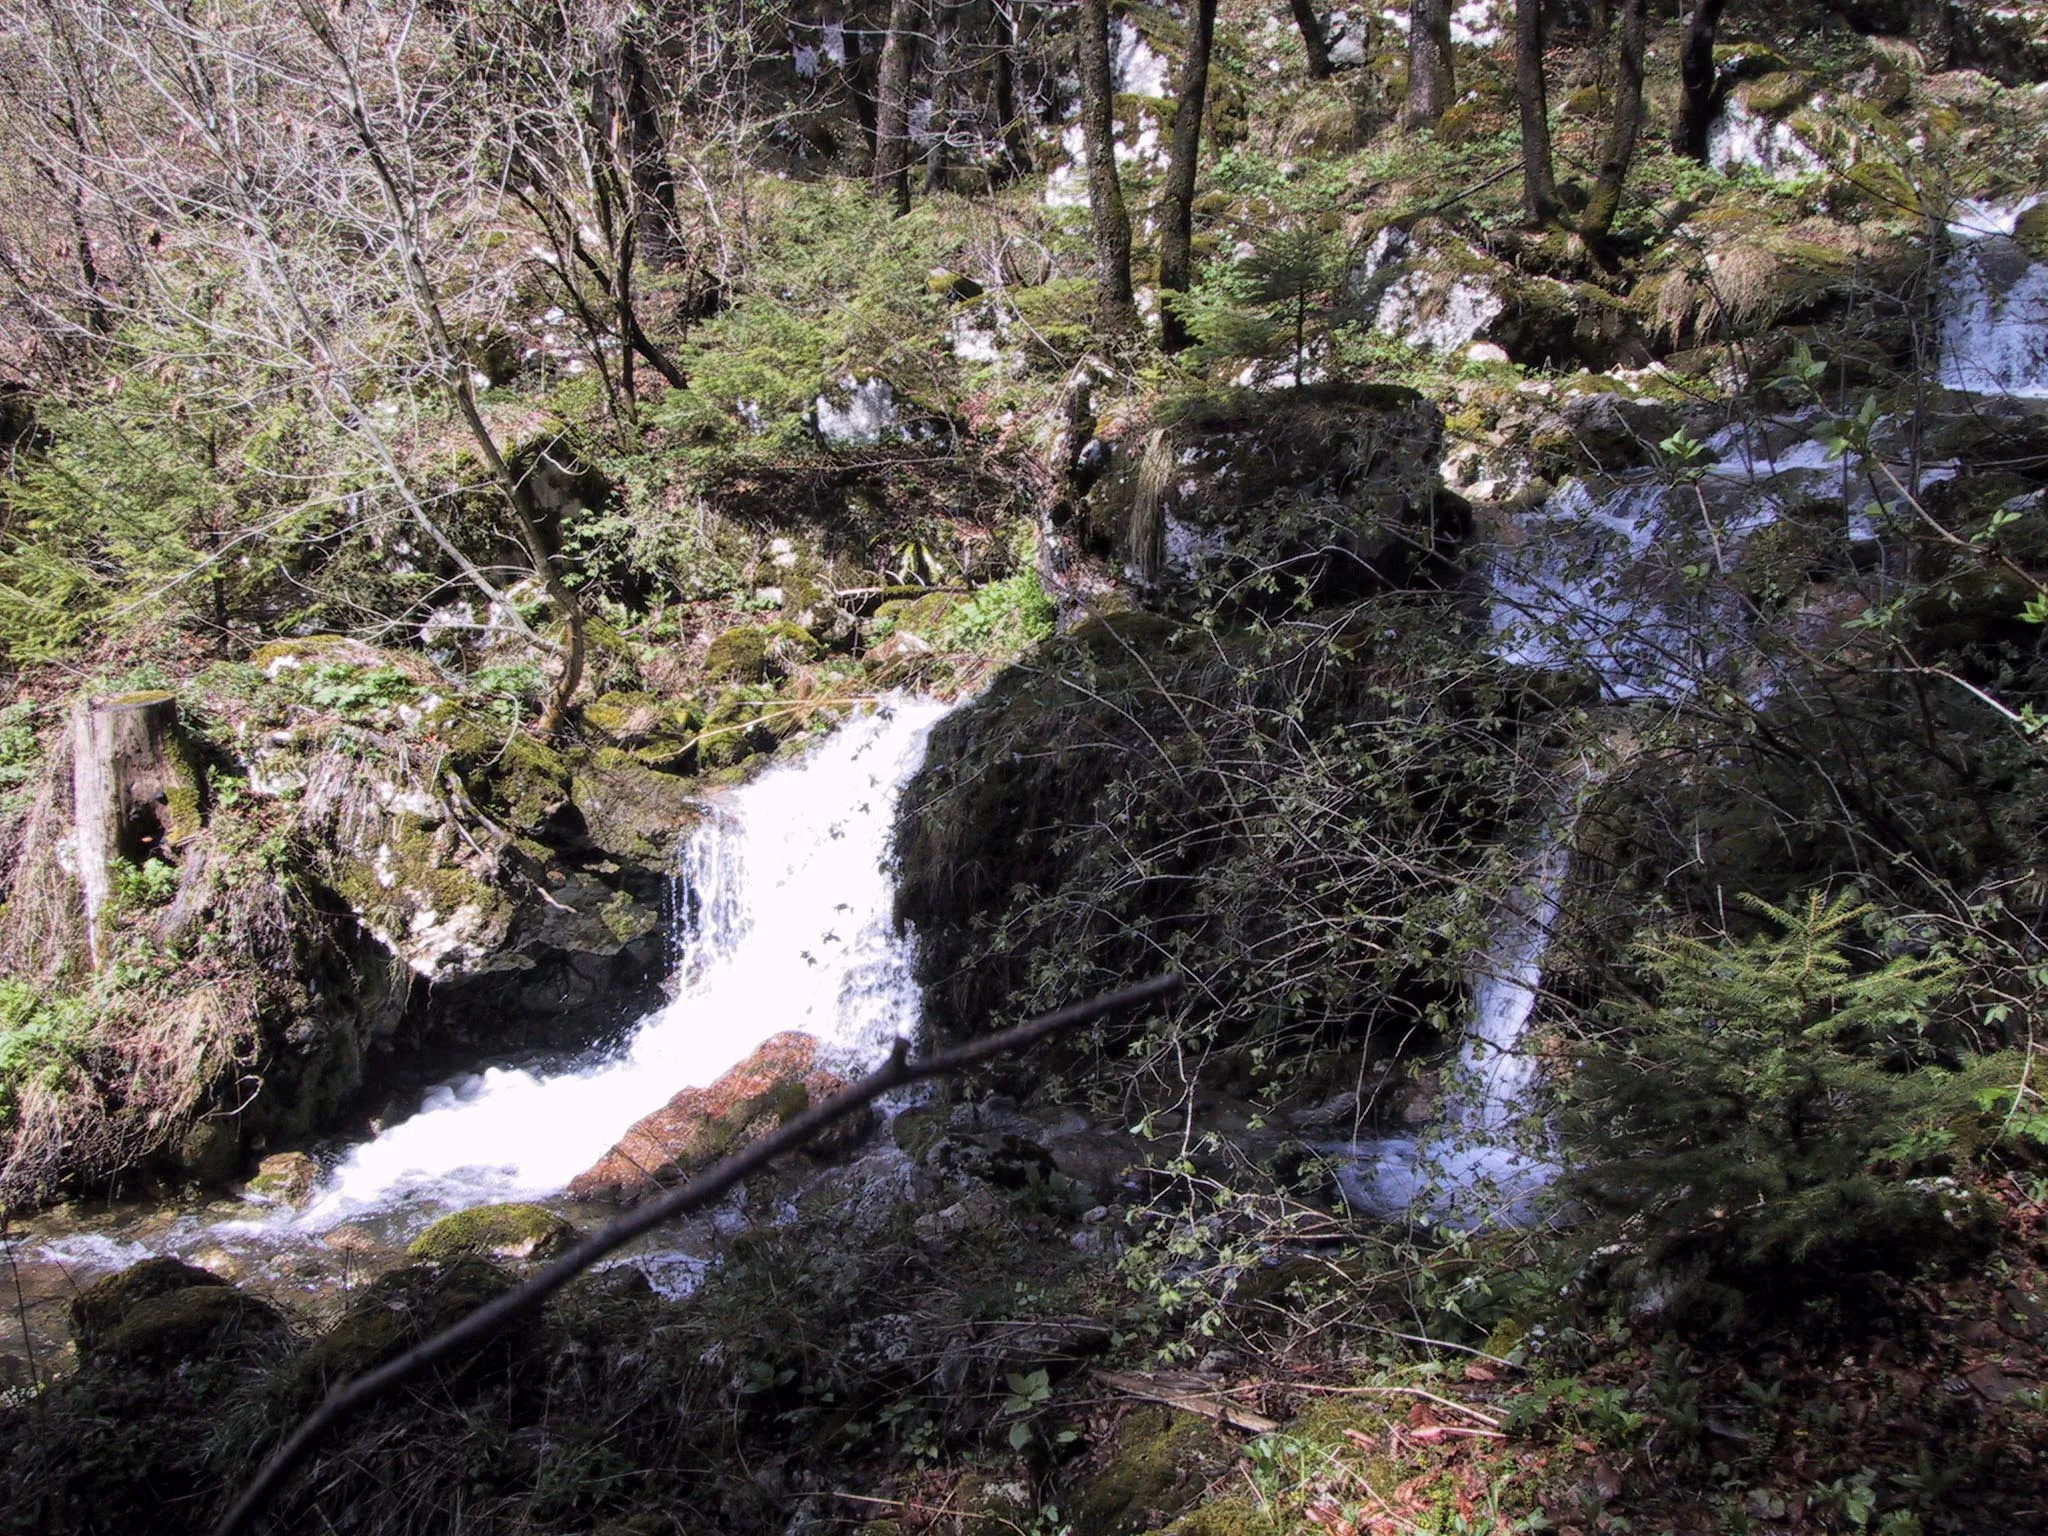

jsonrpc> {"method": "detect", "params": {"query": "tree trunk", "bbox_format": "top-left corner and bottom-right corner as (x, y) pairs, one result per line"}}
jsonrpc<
(1673, 0), (1728, 161)
(1077, 0), (1137, 331)
(1405, 0), (1455, 129)
(1159, 0), (1218, 354)
(614, 29), (680, 268)
(924, 8), (956, 195)
(1289, 0), (1334, 79)
(872, 0), (920, 216)
(992, 2), (1029, 177)
(1515, 0), (1557, 224)
(71, 692), (200, 965)
(1582, 0), (1647, 243)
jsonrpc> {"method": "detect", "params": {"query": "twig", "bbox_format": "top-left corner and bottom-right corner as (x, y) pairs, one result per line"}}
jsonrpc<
(1289, 1382), (1504, 1429)
(1090, 1367), (1282, 1434)
(213, 973), (1182, 1536)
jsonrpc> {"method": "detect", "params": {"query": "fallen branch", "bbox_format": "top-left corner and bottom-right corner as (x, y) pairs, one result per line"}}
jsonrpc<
(214, 973), (1183, 1536)
(1293, 1382), (1505, 1428)
(1091, 1367), (1282, 1435)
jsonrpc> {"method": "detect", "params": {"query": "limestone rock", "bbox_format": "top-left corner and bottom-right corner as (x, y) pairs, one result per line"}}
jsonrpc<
(569, 1032), (870, 1204)
(247, 1150), (322, 1207)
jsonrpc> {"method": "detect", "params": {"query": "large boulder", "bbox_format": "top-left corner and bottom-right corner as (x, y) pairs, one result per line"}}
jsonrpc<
(1096, 383), (1463, 611)
(70, 1257), (285, 1366)
(568, 1031), (870, 1204)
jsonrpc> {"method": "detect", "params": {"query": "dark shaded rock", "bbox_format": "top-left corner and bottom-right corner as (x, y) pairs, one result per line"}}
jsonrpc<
(1099, 383), (1458, 612)
(70, 1257), (226, 1353)
(295, 1256), (516, 1393)
(90, 1285), (285, 1366)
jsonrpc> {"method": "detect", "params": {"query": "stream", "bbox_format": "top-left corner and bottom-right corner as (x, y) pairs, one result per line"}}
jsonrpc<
(3, 695), (951, 1378)
(8, 200), (2046, 1365)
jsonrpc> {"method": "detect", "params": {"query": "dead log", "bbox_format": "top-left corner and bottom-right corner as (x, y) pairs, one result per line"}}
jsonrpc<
(70, 690), (203, 962)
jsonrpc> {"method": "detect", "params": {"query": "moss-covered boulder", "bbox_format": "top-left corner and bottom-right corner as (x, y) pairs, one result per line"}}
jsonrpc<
(568, 1031), (869, 1204)
(407, 1202), (578, 1264)
(294, 1256), (516, 1393)
(1095, 383), (1459, 612)
(581, 690), (700, 771)
(89, 1284), (285, 1366)
(572, 755), (700, 862)
(246, 1150), (322, 1207)
(69, 1257), (227, 1353)
(703, 622), (825, 683)
(1068, 1406), (1232, 1536)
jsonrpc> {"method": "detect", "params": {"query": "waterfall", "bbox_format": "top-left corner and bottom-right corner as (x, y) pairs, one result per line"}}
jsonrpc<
(1320, 829), (1571, 1230)
(1939, 198), (2048, 400)
(290, 695), (951, 1230)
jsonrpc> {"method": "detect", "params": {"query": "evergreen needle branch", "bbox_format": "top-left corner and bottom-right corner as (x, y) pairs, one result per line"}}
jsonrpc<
(213, 973), (1182, 1536)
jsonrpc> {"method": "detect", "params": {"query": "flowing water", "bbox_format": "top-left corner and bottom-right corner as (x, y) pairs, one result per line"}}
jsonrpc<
(1939, 197), (2048, 400)
(4, 695), (950, 1364)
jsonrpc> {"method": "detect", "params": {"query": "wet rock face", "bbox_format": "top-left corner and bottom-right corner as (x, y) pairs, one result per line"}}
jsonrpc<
(1099, 383), (1462, 611)
(569, 1031), (871, 1204)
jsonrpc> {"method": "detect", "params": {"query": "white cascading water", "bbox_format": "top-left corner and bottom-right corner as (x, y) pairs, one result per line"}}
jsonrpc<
(1939, 197), (2048, 400)
(1322, 832), (1571, 1229)
(23, 696), (951, 1292)
(292, 694), (951, 1229)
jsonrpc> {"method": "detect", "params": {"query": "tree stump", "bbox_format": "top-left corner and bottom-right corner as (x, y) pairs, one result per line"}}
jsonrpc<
(71, 691), (203, 963)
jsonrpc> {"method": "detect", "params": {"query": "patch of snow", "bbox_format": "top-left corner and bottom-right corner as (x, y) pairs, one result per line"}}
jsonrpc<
(814, 376), (904, 445)
(1451, 0), (1502, 46)
(1112, 20), (1172, 99)
(1708, 101), (1823, 179)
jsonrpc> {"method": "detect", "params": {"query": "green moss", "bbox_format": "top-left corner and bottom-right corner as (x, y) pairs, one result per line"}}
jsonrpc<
(872, 590), (965, 637)
(1733, 72), (1812, 120)
(407, 1202), (577, 1264)
(91, 1285), (283, 1365)
(296, 1257), (515, 1392)
(2016, 203), (2048, 263)
(70, 1257), (224, 1352)
(1071, 1407), (1226, 1536)
(1166, 1500), (1284, 1536)
(704, 622), (823, 682)
(332, 815), (511, 941)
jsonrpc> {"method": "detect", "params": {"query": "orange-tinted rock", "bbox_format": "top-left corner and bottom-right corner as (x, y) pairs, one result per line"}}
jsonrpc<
(568, 1031), (868, 1205)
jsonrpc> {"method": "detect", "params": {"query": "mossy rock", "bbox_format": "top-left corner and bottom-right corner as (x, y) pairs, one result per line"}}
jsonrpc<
(295, 1256), (516, 1393)
(173, 1115), (240, 1184)
(1732, 72), (1812, 121)
(926, 268), (984, 301)
(703, 622), (825, 683)
(872, 590), (966, 638)
(1166, 1500), (1285, 1536)
(890, 1107), (946, 1162)
(581, 690), (697, 750)
(90, 1284), (285, 1366)
(247, 1150), (321, 1207)
(408, 1202), (578, 1264)
(1070, 1406), (1230, 1536)
(70, 1256), (227, 1352)
(572, 756), (700, 860)
(1714, 43), (1790, 80)
(2015, 202), (2048, 263)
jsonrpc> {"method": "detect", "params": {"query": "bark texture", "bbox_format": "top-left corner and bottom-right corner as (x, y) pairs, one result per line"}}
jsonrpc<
(1582, 0), (1648, 242)
(1516, 0), (1558, 224)
(1159, 0), (1219, 354)
(1077, 0), (1137, 330)
(872, 0), (921, 216)
(1289, 0), (1334, 79)
(1674, 0), (1728, 161)
(1405, 0), (1456, 129)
